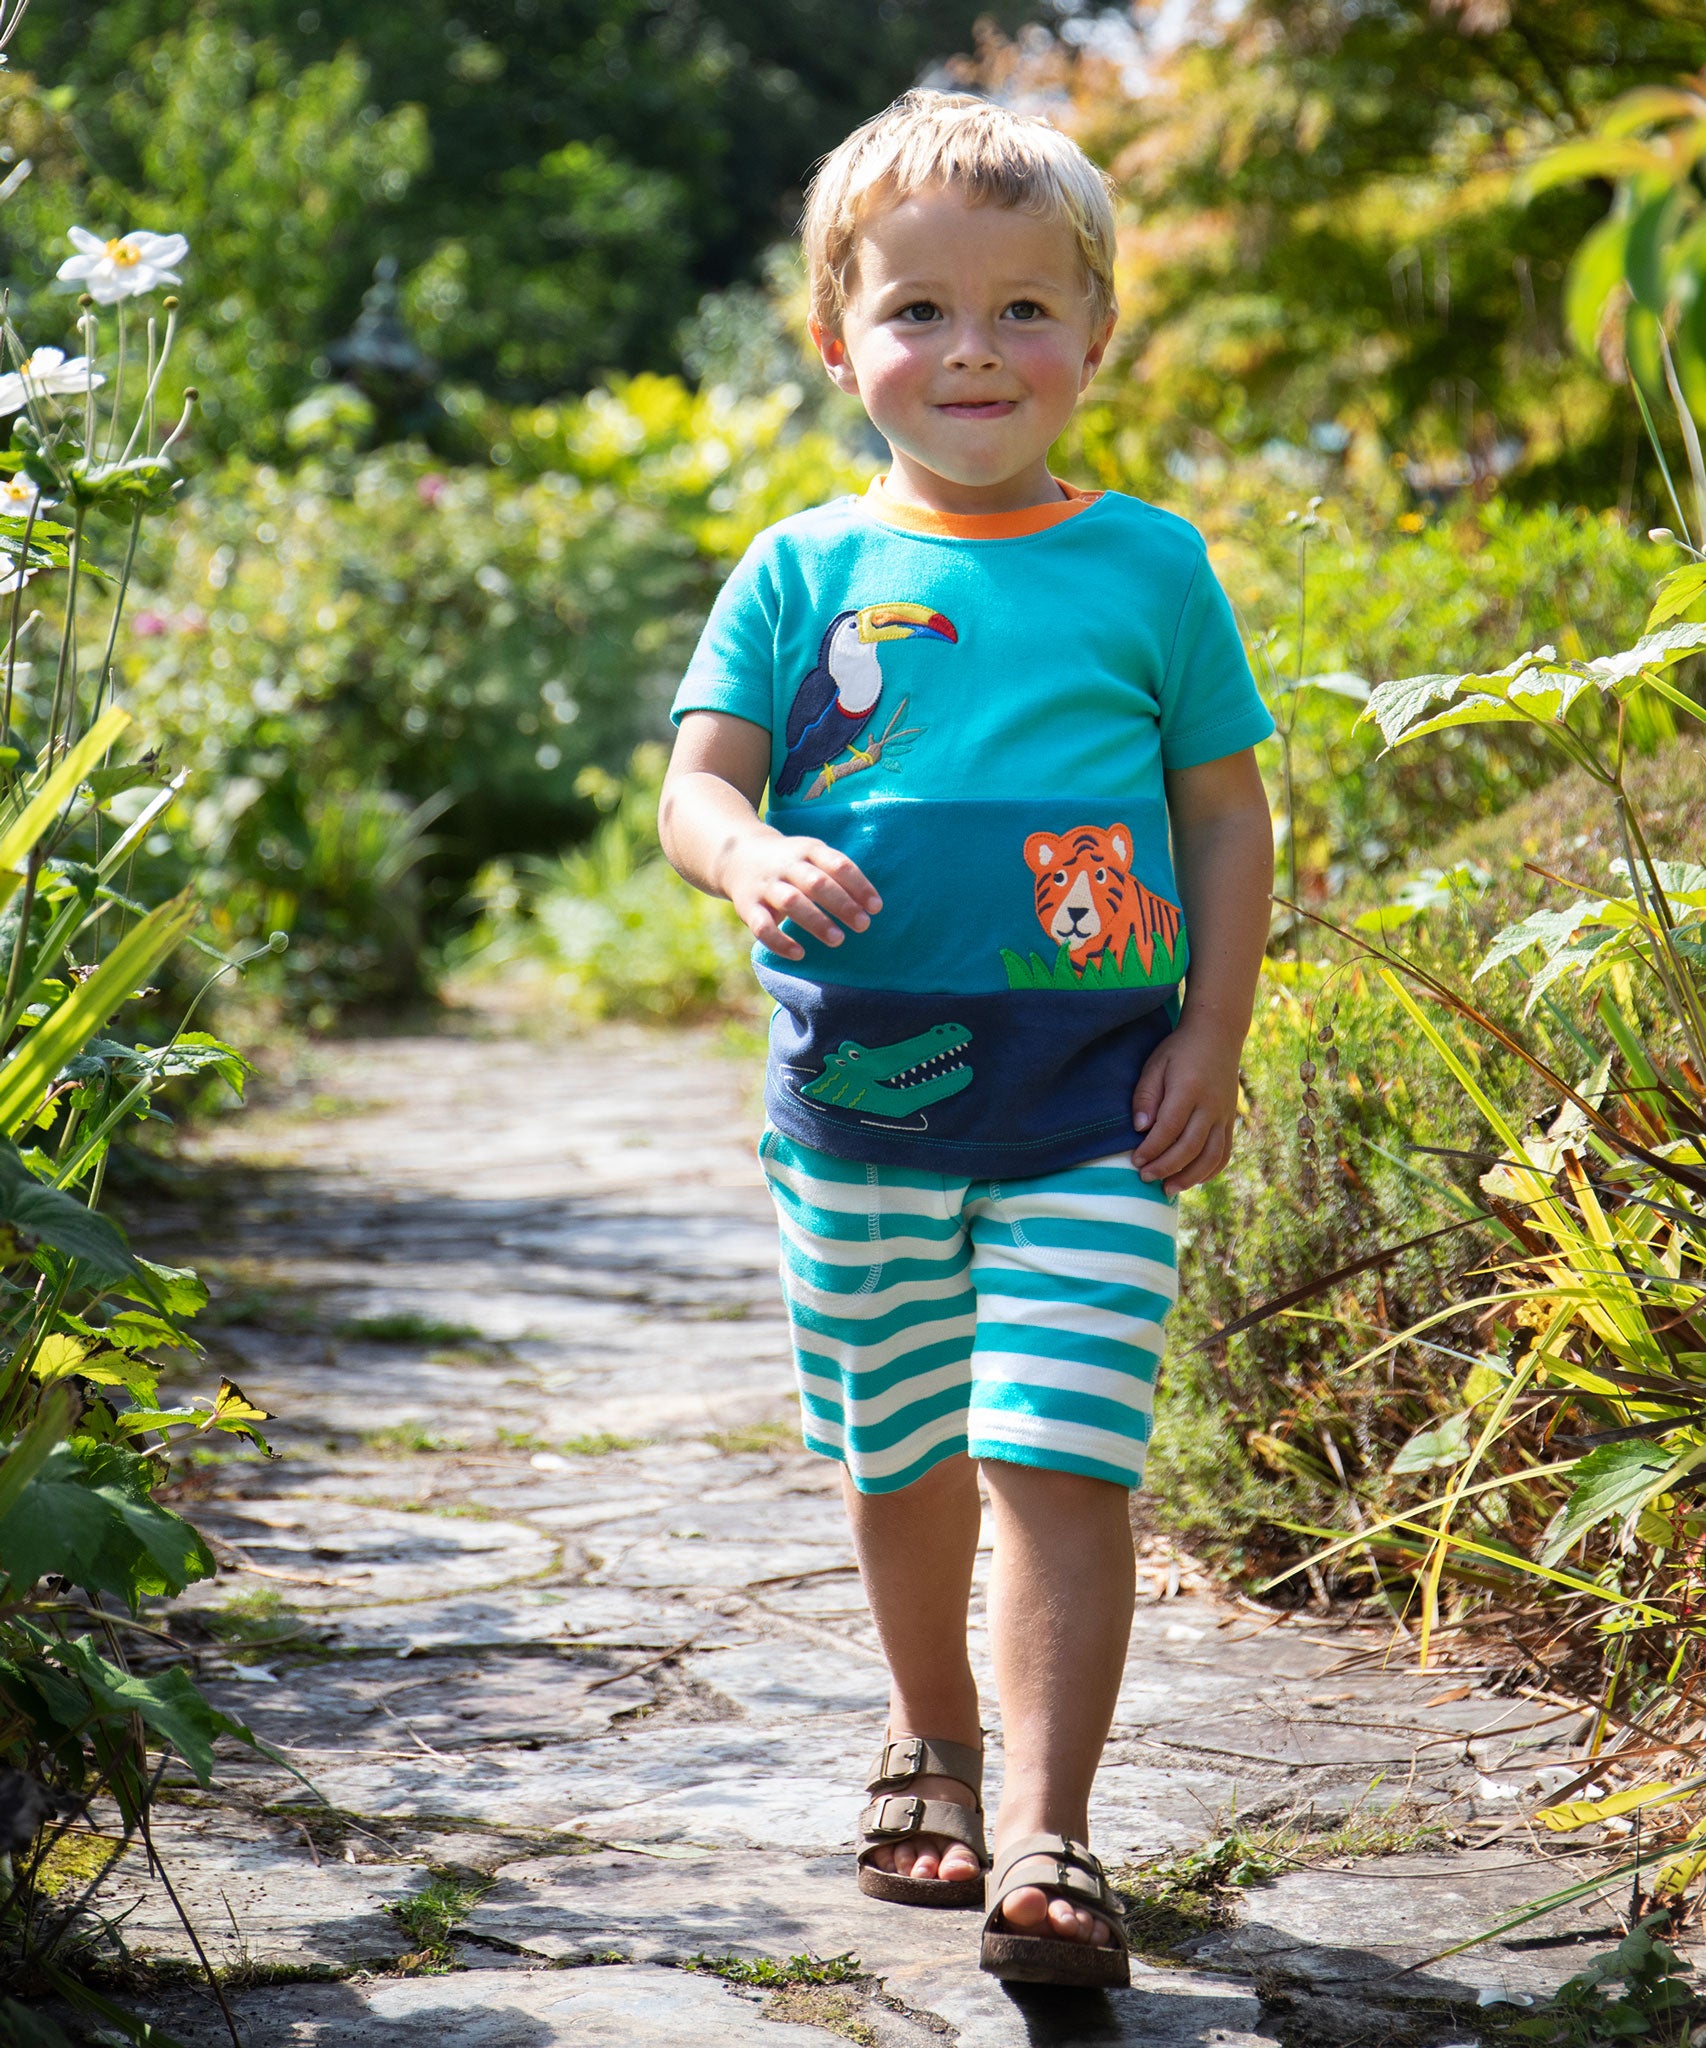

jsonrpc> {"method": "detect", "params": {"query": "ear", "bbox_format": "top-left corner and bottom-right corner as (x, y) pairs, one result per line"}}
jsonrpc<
(1024, 833), (1056, 873)
(810, 318), (860, 397)
(1079, 307), (1117, 393)
(1108, 825), (1130, 867)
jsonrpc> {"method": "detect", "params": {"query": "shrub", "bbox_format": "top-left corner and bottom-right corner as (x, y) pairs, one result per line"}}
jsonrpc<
(459, 744), (754, 1023)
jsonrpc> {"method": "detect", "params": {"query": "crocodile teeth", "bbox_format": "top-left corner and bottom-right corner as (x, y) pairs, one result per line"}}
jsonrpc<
(890, 1049), (967, 1087)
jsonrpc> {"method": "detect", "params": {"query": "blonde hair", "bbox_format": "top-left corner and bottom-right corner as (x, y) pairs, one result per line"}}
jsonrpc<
(802, 90), (1117, 335)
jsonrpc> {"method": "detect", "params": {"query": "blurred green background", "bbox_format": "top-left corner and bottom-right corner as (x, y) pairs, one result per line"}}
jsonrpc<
(2, 0), (1700, 1021)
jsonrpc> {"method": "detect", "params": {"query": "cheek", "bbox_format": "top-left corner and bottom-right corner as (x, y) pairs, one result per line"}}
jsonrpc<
(1010, 333), (1090, 396)
(849, 329), (931, 401)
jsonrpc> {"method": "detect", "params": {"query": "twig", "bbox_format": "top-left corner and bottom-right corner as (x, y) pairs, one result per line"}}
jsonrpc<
(137, 1800), (244, 2048)
(804, 696), (921, 800)
(586, 1638), (698, 1691)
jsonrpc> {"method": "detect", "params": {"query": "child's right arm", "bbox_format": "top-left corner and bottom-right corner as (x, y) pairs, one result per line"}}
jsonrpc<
(659, 710), (882, 965)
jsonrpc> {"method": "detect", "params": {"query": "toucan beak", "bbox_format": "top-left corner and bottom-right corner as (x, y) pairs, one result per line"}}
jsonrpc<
(860, 602), (959, 644)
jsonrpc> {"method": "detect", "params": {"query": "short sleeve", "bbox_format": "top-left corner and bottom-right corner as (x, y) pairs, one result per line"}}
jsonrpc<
(1157, 549), (1275, 771)
(670, 539), (780, 731)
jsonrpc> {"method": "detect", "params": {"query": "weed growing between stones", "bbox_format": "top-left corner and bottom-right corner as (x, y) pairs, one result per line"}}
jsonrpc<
(684, 1949), (863, 1986)
(361, 1422), (458, 1456)
(765, 1984), (878, 2046)
(704, 1417), (797, 1455)
(385, 1872), (494, 1974)
(1111, 1802), (1450, 1959)
(557, 1431), (644, 1455)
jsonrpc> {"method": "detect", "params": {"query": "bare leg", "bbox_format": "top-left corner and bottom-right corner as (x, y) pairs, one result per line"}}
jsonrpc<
(982, 1460), (1134, 1945)
(841, 1455), (984, 1883)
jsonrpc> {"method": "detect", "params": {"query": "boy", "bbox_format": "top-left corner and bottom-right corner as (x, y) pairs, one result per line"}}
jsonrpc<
(659, 90), (1274, 1989)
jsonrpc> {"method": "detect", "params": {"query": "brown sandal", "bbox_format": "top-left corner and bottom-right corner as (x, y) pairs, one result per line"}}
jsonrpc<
(855, 1734), (988, 1908)
(979, 1833), (1130, 1988)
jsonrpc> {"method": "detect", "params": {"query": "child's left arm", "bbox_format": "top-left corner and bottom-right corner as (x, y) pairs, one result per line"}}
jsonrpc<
(1131, 748), (1274, 1196)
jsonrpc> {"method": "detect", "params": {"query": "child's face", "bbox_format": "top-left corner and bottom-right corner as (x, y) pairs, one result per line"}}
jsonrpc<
(813, 187), (1113, 495)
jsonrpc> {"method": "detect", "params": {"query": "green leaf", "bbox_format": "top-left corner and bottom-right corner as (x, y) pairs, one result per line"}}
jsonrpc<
(84, 761), (167, 806)
(124, 1259), (208, 1318)
(0, 1382), (78, 1521)
(39, 1629), (249, 1782)
(1645, 563), (1706, 630)
(0, 707), (132, 878)
(0, 893), (200, 1136)
(1585, 620), (1706, 682)
(1391, 1412), (1472, 1473)
(1521, 137), (1668, 199)
(0, 1440), (215, 1603)
(67, 454), (178, 512)
(1564, 213), (1632, 360)
(1475, 901), (1608, 980)
(1608, 857), (1706, 905)
(1540, 1443), (1673, 1566)
(0, 1139), (137, 1277)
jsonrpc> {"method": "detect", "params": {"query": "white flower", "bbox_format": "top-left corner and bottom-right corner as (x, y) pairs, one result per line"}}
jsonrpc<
(0, 347), (105, 416)
(0, 563), (35, 597)
(0, 474), (45, 517)
(56, 225), (187, 304)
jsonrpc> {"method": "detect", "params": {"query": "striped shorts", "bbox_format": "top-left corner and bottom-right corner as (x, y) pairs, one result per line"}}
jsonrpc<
(757, 1127), (1179, 1495)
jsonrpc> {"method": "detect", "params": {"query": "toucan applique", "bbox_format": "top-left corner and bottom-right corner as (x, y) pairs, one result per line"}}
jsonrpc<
(775, 602), (957, 798)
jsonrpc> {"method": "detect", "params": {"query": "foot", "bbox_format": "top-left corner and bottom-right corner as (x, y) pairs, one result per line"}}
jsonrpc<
(864, 1774), (983, 1886)
(996, 1882), (1114, 1947)
(991, 1833), (1115, 1947)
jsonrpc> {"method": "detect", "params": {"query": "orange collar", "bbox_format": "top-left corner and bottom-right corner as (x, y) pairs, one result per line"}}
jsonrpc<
(862, 476), (1103, 540)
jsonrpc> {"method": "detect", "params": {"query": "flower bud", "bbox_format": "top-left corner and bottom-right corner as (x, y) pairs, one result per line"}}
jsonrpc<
(1649, 528), (1675, 544)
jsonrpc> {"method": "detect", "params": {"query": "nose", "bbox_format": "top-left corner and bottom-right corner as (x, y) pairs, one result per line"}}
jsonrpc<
(943, 321), (1000, 372)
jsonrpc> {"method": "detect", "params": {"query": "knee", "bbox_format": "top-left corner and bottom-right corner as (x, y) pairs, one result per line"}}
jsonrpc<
(978, 1457), (1130, 1516)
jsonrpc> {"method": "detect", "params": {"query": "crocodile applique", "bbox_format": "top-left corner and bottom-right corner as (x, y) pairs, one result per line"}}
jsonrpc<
(799, 1022), (973, 1126)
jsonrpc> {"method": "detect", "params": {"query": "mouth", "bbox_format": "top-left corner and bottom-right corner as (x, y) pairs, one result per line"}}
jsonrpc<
(889, 1045), (971, 1089)
(935, 400), (1019, 420)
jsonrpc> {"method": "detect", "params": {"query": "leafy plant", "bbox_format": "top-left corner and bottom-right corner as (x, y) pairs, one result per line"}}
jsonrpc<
(0, 113), (277, 2036)
(1500, 1918), (1706, 2047)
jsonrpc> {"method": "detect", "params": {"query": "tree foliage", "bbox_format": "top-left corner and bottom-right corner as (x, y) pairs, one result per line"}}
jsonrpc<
(7, 0), (1042, 427)
(1003, 0), (1706, 504)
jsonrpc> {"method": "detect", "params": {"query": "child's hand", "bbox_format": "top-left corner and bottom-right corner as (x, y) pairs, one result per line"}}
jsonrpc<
(721, 831), (881, 961)
(1130, 1024), (1242, 1196)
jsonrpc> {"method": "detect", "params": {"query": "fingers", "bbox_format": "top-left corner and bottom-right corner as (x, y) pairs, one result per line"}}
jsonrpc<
(1165, 1124), (1233, 1195)
(1132, 1064), (1191, 1169)
(1140, 1111), (1234, 1195)
(1130, 1051), (1168, 1139)
(739, 841), (881, 958)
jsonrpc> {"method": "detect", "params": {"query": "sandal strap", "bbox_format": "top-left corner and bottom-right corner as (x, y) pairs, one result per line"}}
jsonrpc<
(865, 1734), (984, 1799)
(984, 1833), (1128, 1948)
(856, 1794), (990, 1868)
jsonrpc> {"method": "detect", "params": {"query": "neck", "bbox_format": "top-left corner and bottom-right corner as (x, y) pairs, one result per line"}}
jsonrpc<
(880, 451), (1067, 520)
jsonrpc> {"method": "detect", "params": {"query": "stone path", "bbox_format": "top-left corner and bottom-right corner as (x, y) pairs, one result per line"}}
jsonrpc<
(72, 1022), (1636, 2045)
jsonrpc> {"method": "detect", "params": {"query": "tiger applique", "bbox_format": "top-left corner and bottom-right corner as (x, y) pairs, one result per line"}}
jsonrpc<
(1022, 824), (1183, 976)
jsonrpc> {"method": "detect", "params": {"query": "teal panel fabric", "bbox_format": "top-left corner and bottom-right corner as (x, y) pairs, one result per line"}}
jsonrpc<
(671, 488), (1272, 1174)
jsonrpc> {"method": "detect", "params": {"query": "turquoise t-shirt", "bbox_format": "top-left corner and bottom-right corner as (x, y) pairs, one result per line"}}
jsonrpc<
(671, 481), (1273, 1177)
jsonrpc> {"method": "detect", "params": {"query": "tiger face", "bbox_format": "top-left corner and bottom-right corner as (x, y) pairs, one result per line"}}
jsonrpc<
(1023, 825), (1135, 961)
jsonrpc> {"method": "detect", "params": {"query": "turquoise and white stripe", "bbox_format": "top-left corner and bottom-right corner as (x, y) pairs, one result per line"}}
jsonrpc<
(758, 1128), (1178, 1494)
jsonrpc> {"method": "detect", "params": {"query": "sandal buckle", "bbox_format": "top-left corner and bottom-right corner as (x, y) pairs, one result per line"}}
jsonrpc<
(871, 1794), (925, 1838)
(881, 1738), (925, 1780)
